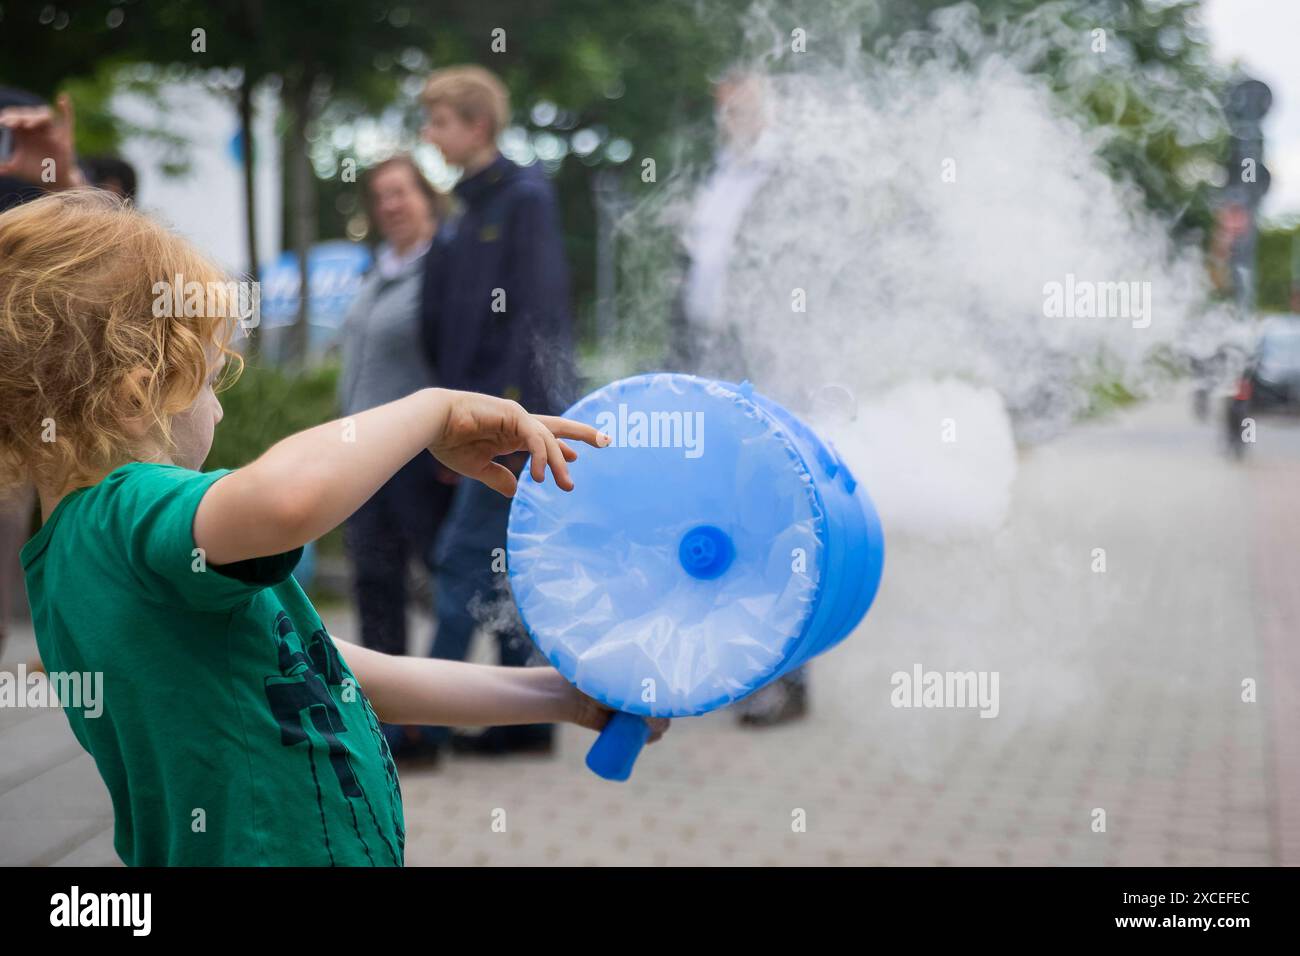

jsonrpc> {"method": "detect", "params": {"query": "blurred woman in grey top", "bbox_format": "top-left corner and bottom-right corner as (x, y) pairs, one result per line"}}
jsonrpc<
(339, 155), (449, 414)
(339, 155), (456, 762)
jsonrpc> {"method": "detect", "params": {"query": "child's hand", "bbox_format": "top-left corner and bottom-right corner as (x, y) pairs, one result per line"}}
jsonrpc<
(569, 687), (671, 743)
(428, 390), (610, 497)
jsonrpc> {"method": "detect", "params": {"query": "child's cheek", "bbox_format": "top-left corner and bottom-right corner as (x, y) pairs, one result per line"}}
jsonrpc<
(170, 392), (217, 468)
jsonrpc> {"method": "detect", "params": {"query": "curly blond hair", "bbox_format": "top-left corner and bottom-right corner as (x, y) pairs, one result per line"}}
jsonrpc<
(0, 189), (244, 495)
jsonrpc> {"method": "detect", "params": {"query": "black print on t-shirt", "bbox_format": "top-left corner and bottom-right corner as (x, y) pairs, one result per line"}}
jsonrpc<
(263, 610), (401, 865)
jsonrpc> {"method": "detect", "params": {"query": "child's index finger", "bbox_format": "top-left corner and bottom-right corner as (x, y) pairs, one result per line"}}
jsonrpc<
(536, 415), (612, 448)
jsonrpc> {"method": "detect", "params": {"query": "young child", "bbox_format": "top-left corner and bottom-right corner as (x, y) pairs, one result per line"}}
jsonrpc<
(0, 189), (667, 866)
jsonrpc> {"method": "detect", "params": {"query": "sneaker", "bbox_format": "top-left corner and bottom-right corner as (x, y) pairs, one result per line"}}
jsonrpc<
(386, 726), (443, 769)
(450, 725), (555, 757)
(737, 680), (808, 728)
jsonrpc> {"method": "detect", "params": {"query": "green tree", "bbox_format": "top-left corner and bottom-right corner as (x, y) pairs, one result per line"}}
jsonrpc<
(1257, 221), (1300, 314)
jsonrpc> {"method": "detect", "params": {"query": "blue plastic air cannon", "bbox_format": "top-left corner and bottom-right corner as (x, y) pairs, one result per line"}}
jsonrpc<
(507, 373), (885, 781)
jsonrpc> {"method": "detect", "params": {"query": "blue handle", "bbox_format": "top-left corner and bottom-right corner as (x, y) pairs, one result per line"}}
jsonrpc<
(586, 711), (651, 781)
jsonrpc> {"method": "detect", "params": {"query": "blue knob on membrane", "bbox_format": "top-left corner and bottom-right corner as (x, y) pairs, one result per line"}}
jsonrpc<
(678, 525), (734, 580)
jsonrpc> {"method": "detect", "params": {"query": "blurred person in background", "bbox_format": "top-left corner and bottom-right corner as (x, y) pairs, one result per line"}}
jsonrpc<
(668, 70), (770, 380)
(339, 154), (457, 763)
(669, 70), (810, 728)
(82, 155), (137, 201)
(0, 87), (84, 205)
(418, 64), (576, 758)
(0, 85), (82, 663)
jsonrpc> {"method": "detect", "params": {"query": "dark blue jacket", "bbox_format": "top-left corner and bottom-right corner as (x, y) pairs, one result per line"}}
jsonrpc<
(420, 155), (575, 415)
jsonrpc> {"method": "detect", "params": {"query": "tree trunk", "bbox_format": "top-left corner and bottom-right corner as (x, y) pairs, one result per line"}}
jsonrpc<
(286, 72), (317, 366)
(237, 74), (261, 361)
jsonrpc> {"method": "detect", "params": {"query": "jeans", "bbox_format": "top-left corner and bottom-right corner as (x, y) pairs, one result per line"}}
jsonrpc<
(0, 483), (34, 660)
(426, 462), (549, 744)
(344, 455), (453, 749)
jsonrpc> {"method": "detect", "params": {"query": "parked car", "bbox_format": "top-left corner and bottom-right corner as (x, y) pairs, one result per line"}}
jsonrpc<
(1226, 316), (1300, 457)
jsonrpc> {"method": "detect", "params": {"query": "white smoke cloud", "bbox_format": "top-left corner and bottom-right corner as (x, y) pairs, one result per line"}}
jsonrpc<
(619, 0), (1231, 538)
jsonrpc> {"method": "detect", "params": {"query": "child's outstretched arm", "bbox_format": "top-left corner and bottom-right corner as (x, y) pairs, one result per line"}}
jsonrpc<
(333, 640), (670, 743)
(194, 388), (606, 566)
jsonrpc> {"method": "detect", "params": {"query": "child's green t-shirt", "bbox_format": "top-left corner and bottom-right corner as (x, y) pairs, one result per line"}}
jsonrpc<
(20, 462), (405, 866)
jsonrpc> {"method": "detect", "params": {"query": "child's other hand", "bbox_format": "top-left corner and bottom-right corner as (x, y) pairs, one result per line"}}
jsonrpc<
(570, 688), (671, 744)
(429, 390), (610, 497)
